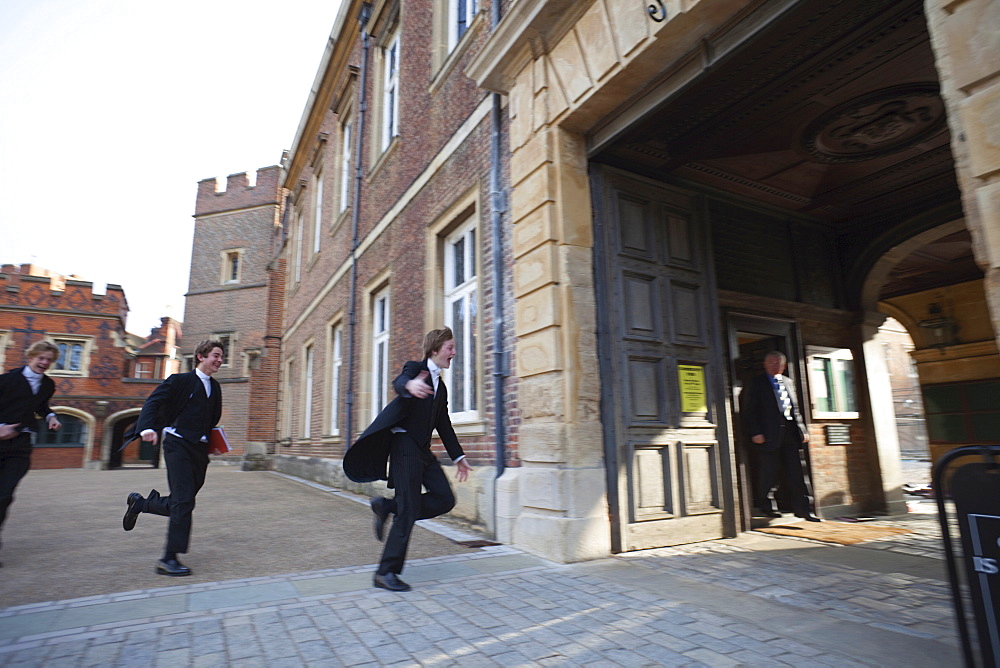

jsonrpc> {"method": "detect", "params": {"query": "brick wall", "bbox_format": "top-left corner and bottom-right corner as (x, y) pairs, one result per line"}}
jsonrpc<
(183, 167), (284, 456)
(0, 265), (167, 469)
(275, 0), (518, 471)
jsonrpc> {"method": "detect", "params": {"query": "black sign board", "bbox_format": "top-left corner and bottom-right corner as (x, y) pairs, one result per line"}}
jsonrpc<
(824, 424), (851, 445)
(950, 462), (1000, 667)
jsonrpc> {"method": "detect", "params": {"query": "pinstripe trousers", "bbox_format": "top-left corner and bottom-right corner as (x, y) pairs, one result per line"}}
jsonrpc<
(378, 432), (456, 575)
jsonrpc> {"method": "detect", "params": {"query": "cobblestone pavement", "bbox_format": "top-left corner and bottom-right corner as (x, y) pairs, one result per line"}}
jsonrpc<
(0, 471), (961, 667)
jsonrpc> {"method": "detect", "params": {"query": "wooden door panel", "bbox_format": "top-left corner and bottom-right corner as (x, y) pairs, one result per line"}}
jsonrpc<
(631, 443), (674, 520)
(625, 356), (668, 426)
(596, 167), (729, 552)
(622, 271), (662, 341)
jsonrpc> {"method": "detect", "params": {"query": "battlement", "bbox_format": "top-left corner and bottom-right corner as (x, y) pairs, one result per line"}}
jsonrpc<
(195, 165), (283, 217)
(1, 264), (128, 319)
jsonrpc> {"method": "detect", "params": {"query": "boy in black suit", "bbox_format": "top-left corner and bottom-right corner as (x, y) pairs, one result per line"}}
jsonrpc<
(121, 340), (224, 576)
(344, 327), (472, 592)
(0, 340), (62, 566)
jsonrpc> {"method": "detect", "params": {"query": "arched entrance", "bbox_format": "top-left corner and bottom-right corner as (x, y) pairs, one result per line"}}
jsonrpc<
(865, 222), (1000, 482)
(468, 0), (1000, 559)
(104, 409), (155, 469)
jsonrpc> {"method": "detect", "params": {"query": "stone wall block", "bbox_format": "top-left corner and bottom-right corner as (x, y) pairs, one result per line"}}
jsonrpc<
(521, 466), (567, 510)
(549, 30), (593, 104)
(494, 468), (522, 544)
(544, 58), (570, 124)
(511, 129), (554, 186)
(576, 2), (619, 82)
(513, 242), (559, 297)
(519, 374), (566, 421)
(511, 163), (555, 224)
(509, 66), (534, 151)
(516, 512), (611, 563)
(513, 203), (558, 258)
(960, 87), (1000, 177)
(603, 0), (651, 58)
(554, 130), (594, 248)
(516, 327), (563, 376)
(939, 0), (1000, 91)
(975, 181), (1000, 270)
(518, 420), (567, 461)
(515, 284), (562, 336)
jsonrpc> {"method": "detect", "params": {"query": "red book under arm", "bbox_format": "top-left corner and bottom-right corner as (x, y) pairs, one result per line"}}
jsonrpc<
(208, 427), (230, 455)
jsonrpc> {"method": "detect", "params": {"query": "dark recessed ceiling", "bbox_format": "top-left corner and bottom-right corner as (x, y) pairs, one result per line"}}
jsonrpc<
(597, 0), (960, 226)
(595, 0), (970, 298)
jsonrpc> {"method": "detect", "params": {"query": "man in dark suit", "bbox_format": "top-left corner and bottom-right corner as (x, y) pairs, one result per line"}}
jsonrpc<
(121, 340), (224, 576)
(742, 350), (821, 522)
(344, 327), (472, 592)
(0, 340), (62, 566)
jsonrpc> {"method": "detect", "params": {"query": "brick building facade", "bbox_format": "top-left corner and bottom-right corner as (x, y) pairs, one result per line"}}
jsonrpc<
(0, 264), (170, 469)
(183, 167), (285, 460)
(271, 0), (516, 533)
(187, 0), (1000, 562)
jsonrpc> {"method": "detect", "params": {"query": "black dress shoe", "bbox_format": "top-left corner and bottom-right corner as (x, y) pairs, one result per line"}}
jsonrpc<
(371, 497), (391, 542)
(123, 492), (144, 531)
(156, 558), (192, 576)
(373, 572), (411, 592)
(797, 513), (823, 522)
(760, 509), (782, 518)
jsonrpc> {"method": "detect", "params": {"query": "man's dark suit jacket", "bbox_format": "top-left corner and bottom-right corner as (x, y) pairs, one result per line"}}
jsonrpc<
(742, 373), (807, 451)
(343, 360), (464, 483)
(131, 371), (222, 443)
(0, 366), (56, 436)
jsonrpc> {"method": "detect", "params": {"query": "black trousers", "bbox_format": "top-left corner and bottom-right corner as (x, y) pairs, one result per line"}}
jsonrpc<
(143, 432), (209, 554)
(0, 434), (32, 546)
(754, 425), (813, 516)
(378, 432), (456, 575)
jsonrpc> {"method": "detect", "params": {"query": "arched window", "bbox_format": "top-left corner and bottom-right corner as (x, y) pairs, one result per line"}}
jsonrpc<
(35, 414), (87, 447)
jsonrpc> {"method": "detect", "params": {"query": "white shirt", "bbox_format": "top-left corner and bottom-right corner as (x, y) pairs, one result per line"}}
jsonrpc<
(22, 366), (42, 394)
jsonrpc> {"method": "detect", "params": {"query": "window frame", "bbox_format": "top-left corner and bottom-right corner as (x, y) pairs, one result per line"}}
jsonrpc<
(211, 333), (234, 368)
(302, 342), (315, 439)
(338, 112), (353, 215)
(806, 346), (860, 420)
(220, 248), (243, 285)
(327, 322), (344, 437)
(34, 413), (87, 448)
(443, 220), (479, 422)
(380, 29), (400, 153)
(312, 168), (324, 256)
(371, 287), (391, 422)
(447, 0), (478, 52)
(49, 336), (93, 377)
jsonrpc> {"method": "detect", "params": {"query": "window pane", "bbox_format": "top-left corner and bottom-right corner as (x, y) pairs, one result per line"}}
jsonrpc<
(469, 289), (477, 411)
(454, 236), (465, 286)
(57, 343), (68, 370)
(451, 297), (465, 412)
(469, 228), (476, 278)
(835, 359), (856, 412)
(810, 358), (833, 413)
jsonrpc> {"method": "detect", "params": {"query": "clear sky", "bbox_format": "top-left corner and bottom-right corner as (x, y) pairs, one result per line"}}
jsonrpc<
(0, 0), (342, 337)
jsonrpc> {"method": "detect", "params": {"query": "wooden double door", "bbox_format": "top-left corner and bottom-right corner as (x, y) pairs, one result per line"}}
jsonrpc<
(592, 167), (735, 552)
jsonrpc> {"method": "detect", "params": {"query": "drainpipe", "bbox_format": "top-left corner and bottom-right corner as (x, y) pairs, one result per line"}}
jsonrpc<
(489, 1), (507, 481)
(345, 2), (373, 446)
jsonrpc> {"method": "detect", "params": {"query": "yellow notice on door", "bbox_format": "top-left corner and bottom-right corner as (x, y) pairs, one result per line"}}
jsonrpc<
(678, 365), (706, 413)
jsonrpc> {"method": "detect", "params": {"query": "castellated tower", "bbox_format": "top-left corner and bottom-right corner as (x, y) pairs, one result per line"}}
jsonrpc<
(184, 166), (285, 462)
